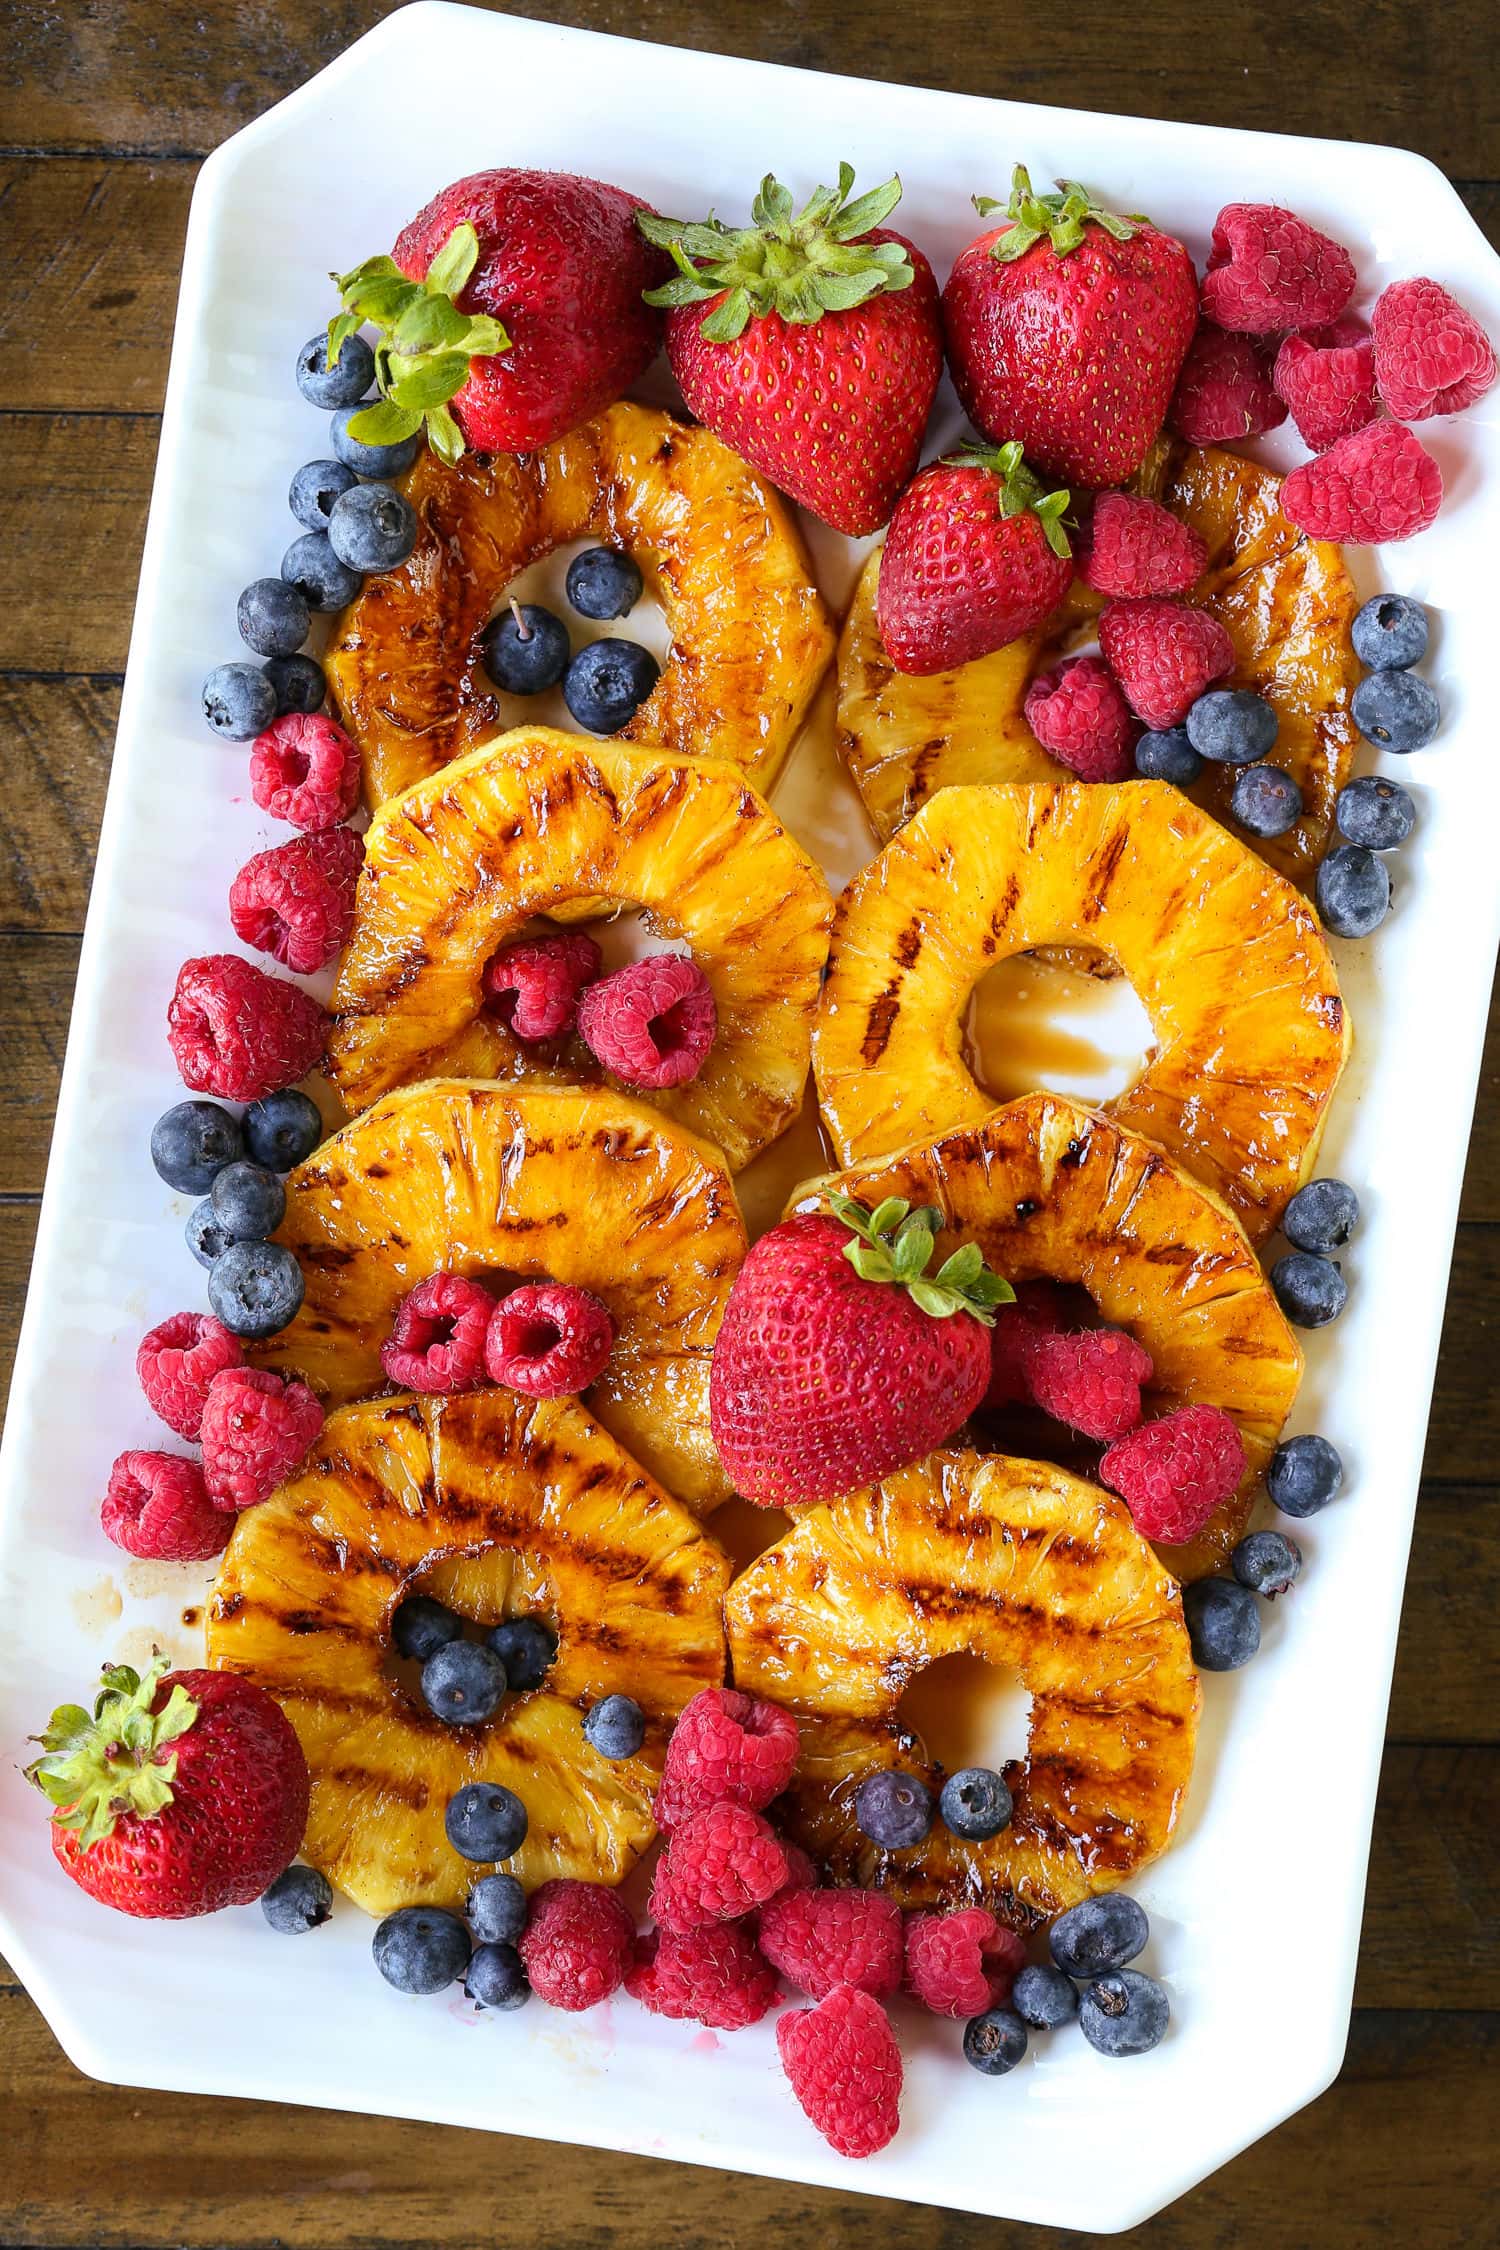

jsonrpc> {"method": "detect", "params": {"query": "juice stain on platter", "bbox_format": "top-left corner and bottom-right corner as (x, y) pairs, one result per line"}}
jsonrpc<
(964, 953), (1155, 1107)
(898, 1650), (1032, 1775)
(71, 1574), (124, 1637)
(735, 1086), (837, 1241)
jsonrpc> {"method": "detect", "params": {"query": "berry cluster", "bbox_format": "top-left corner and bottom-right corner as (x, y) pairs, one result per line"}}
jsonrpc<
(482, 933), (718, 1091)
(478, 547), (661, 737)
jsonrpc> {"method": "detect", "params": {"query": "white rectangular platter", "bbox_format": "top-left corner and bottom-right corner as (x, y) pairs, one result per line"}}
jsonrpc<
(1, 5), (1497, 2231)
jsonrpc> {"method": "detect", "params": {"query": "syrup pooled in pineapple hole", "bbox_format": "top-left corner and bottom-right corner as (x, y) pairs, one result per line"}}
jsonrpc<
(964, 951), (1156, 1107)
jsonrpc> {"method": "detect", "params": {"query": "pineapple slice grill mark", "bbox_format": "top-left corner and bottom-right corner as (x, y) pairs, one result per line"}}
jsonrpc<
(326, 728), (834, 1174)
(323, 398), (836, 809)
(813, 781), (1350, 1245)
(726, 1448), (1201, 1928)
(207, 1389), (729, 1916)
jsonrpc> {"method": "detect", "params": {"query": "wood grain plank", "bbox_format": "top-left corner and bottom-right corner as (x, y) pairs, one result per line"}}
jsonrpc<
(1389, 1483), (1500, 1744)
(0, 417), (157, 673)
(0, 680), (115, 929)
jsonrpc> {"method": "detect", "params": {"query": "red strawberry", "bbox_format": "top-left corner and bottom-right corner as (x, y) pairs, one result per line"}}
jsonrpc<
(638, 165), (943, 535)
(876, 442), (1072, 675)
(709, 1191), (1013, 1507)
(942, 167), (1198, 487)
(328, 169), (671, 462)
(28, 1657), (309, 1920)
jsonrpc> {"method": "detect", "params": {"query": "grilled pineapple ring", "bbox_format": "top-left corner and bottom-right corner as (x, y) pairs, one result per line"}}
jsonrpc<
(814, 780), (1350, 1242)
(326, 729), (833, 1172)
(795, 1093), (1303, 1578)
(726, 1449), (1200, 1926)
(208, 1390), (729, 1916)
(253, 1081), (746, 1514)
(324, 399), (835, 807)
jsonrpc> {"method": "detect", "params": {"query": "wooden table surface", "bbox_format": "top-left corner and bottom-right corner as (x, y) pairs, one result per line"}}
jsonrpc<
(2, 4), (1496, 2243)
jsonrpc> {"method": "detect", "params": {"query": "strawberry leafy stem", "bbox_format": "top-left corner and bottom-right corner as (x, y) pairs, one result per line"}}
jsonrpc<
(824, 1191), (1014, 1325)
(326, 223), (509, 466)
(939, 439), (1073, 559)
(26, 1656), (197, 1849)
(974, 166), (1143, 264)
(638, 163), (914, 343)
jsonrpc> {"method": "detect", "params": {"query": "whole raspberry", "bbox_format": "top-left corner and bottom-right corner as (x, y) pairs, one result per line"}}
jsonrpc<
(904, 1908), (1026, 2019)
(199, 1366), (324, 1511)
(655, 1685), (801, 1831)
(576, 955), (716, 1090)
(1101, 1403), (1247, 1544)
(1281, 420), (1442, 545)
(1168, 324), (1287, 444)
(228, 827), (365, 975)
(136, 1312), (244, 1441)
(984, 1280), (1065, 1410)
(249, 713), (361, 832)
(484, 1281), (615, 1397)
(1077, 493), (1208, 599)
(1372, 276), (1497, 422)
(1024, 656), (1137, 782)
(101, 1451), (233, 1562)
(167, 954), (326, 1104)
(1099, 599), (1235, 730)
(482, 931), (602, 1040)
(758, 1886), (903, 2001)
(776, 1985), (902, 2159)
(1201, 203), (1356, 334)
(626, 1924), (780, 2030)
(1025, 1326), (1153, 1443)
(648, 1802), (790, 1934)
(519, 1878), (635, 2012)
(380, 1272), (495, 1393)
(1273, 324), (1379, 452)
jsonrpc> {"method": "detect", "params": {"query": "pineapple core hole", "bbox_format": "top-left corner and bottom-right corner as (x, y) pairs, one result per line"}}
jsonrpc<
(897, 1651), (1031, 1778)
(483, 539), (671, 737)
(963, 951), (1154, 1108)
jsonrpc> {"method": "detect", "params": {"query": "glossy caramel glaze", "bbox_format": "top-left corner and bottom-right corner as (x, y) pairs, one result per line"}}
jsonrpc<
(208, 1390), (728, 1915)
(790, 1093), (1304, 1577)
(251, 1081), (746, 1515)
(326, 729), (833, 1172)
(813, 780), (1351, 1240)
(324, 400), (835, 806)
(725, 1449), (1200, 1926)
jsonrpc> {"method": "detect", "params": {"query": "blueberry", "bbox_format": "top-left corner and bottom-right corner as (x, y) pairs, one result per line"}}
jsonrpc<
(282, 532), (362, 614)
(479, 603), (571, 696)
(1283, 1177), (1359, 1256)
(853, 1768), (934, 1851)
(391, 1594), (463, 1663)
(1012, 1963), (1080, 2029)
(329, 403), (420, 478)
(962, 2007), (1029, 2076)
(939, 1766), (1013, 1841)
(150, 1099), (244, 1194)
(562, 638), (660, 734)
(486, 1615), (557, 1691)
(1351, 592), (1428, 671)
(467, 1871), (528, 1946)
(262, 652), (326, 717)
(1048, 1893), (1148, 1978)
(1267, 1433), (1344, 1519)
(1336, 775), (1415, 851)
(203, 661), (278, 741)
(207, 1239), (305, 1338)
(1186, 689), (1278, 766)
(243, 1088), (324, 1171)
(1316, 844), (1391, 938)
(1351, 669), (1440, 753)
(465, 1941), (531, 2010)
(260, 1862), (333, 1933)
(1134, 727), (1203, 786)
(328, 482), (418, 573)
(209, 1159), (286, 1242)
(1230, 762), (1303, 838)
(583, 1693), (646, 1760)
(444, 1781), (528, 1862)
(237, 576), (311, 659)
(566, 546), (644, 621)
(1183, 1576), (1262, 1670)
(289, 456), (358, 534)
(421, 1639), (507, 1726)
(1231, 1529), (1303, 1598)
(296, 329), (376, 409)
(186, 1200), (235, 1269)
(1270, 1249), (1348, 1329)
(372, 1905), (471, 1995)
(1079, 1968), (1169, 2057)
